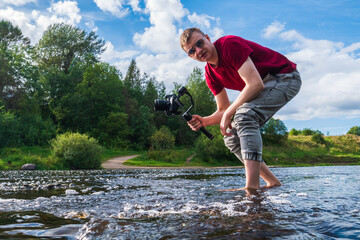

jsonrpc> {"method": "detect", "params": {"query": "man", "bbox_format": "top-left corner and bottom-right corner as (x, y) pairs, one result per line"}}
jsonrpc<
(180, 27), (301, 191)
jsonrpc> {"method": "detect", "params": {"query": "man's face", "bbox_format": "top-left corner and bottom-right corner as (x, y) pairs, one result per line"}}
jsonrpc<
(183, 32), (214, 63)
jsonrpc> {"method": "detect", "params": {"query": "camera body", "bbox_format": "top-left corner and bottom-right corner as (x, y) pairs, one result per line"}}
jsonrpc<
(154, 86), (214, 140)
(154, 94), (184, 116)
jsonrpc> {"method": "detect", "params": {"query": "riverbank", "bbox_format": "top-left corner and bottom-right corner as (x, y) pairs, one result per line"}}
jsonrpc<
(1, 135), (359, 170)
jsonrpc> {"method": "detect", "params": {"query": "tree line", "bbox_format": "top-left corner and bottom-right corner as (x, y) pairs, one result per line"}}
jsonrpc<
(0, 20), (216, 150)
(1, 20), (358, 153)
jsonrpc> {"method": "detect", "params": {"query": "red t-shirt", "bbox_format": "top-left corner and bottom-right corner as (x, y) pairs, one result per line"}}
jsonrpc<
(205, 35), (297, 95)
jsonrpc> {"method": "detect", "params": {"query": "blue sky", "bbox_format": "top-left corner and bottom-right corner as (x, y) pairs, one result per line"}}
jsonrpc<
(1, 0), (359, 135)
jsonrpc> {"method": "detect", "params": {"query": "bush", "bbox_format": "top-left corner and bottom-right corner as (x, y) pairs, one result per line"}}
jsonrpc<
(289, 128), (301, 136)
(50, 132), (103, 169)
(261, 118), (288, 145)
(195, 125), (237, 163)
(149, 126), (175, 150)
(311, 133), (326, 145)
(347, 126), (360, 136)
(0, 109), (22, 148)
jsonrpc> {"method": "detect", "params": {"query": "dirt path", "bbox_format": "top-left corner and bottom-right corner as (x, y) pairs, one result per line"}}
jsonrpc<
(101, 155), (141, 169)
(101, 154), (244, 169)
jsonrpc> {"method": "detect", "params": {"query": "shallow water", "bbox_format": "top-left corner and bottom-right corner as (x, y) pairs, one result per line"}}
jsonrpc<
(0, 166), (359, 239)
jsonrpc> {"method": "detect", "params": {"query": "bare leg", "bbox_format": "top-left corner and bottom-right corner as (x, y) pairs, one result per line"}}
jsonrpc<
(218, 161), (281, 192)
(260, 162), (281, 188)
(244, 159), (261, 190)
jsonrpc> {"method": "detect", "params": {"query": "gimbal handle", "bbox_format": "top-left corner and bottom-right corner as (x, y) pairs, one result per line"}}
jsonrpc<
(182, 112), (214, 140)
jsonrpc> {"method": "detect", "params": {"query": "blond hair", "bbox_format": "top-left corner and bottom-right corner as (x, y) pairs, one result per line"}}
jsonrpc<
(180, 27), (205, 50)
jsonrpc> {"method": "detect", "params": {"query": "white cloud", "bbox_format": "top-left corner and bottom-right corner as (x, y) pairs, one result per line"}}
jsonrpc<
(0, 1), (81, 43)
(47, 1), (81, 25)
(128, 0), (214, 89)
(0, 0), (36, 7)
(85, 20), (98, 32)
(261, 21), (285, 39)
(265, 22), (360, 121)
(0, 7), (37, 39)
(101, 41), (139, 63)
(187, 12), (214, 29)
(133, 0), (187, 54)
(128, 0), (142, 12)
(93, 0), (130, 18)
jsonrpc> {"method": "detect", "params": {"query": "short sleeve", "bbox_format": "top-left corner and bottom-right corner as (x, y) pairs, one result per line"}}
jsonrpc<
(221, 37), (253, 71)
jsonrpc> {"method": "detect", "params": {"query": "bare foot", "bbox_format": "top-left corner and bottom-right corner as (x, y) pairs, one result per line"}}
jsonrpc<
(262, 182), (282, 188)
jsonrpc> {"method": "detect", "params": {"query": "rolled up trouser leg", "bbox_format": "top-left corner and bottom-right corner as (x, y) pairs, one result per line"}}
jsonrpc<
(224, 70), (302, 163)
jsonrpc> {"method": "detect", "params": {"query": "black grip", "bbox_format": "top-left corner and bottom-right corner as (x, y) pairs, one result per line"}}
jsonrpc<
(183, 112), (214, 140)
(200, 126), (214, 140)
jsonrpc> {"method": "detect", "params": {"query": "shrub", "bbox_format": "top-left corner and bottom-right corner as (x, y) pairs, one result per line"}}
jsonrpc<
(195, 125), (237, 163)
(311, 133), (326, 145)
(149, 126), (175, 150)
(50, 132), (103, 169)
(347, 126), (360, 136)
(0, 109), (22, 147)
(289, 128), (301, 136)
(301, 128), (314, 136)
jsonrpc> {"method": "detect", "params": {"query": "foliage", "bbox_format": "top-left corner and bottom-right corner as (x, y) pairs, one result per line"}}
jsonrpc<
(195, 125), (238, 163)
(93, 112), (131, 149)
(149, 126), (175, 151)
(36, 23), (105, 74)
(50, 132), (103, 169)
(289, 128), (301, 136)
(261, 118), (288, 145)
(0, 20), (31, 110)
(311, 133), (327, 145)
(347, 126), (360, 136)
(0, 107), (21, 147)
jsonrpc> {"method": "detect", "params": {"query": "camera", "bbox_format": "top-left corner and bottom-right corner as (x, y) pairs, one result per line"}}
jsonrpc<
(154, 86), (214, 140)
(154, 94), (183, 116)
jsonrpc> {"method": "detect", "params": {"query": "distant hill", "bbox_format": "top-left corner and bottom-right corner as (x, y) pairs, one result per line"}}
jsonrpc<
(263, 134), (360, 166)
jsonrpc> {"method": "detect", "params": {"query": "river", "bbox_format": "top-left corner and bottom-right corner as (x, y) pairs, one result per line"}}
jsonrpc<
(0, 165), (359, 239)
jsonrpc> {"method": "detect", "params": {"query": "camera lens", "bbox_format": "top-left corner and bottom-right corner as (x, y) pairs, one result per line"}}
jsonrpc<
(154, 99), (168, 111)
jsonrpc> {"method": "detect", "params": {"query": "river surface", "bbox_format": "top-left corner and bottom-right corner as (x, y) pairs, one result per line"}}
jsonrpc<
(0, 165), (359, 239)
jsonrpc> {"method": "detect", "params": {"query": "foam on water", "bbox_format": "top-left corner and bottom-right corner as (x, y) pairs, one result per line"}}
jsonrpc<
(1, 166), (360, 239)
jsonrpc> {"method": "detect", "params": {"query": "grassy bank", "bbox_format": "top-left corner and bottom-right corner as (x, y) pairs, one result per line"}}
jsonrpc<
(125, 135), (360, 167)
(0, 146), (144, 170)
(1, 135), (359, 169)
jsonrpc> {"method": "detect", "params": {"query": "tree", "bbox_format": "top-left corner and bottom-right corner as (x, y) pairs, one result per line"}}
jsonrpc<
(289, 128), (301, 136)
(63, 62), (124, 132)
(36, 23), (105, 74)
(347, 126), (360, 136)
(261, 118), (288, 145)
(185, 67), (216, 116)
(168, 67), (216, 145)
(0, 20), (31, 110)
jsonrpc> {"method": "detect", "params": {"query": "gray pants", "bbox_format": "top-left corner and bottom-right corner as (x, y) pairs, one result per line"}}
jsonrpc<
(224, 70), (302, 163)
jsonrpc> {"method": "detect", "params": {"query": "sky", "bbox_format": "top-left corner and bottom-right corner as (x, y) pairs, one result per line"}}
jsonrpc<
(0, 0), (359, 135)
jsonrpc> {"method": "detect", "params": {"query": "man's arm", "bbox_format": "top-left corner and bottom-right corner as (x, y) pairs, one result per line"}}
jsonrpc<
(187, 88), (230, 131)
(220, 56), (264, 135)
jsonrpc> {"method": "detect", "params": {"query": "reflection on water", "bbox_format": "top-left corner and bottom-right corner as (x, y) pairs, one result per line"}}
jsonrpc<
(0, 166), (359, 239)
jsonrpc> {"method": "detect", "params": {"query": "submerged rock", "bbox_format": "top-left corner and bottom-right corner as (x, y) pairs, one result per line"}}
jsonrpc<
(21, 164), (36, 170)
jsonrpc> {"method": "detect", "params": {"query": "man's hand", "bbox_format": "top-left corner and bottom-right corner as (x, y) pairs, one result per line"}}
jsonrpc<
(187, 115), (204, 131)
(220, 110), (233, 136)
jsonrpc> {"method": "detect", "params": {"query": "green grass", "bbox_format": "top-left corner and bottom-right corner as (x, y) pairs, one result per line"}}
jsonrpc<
(123, 147), (241, 168)
(100, 149), (145, 163)
(1, 134), (359, 169)
(0, 146), (145, 170)
(123, 135), (360, 168)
